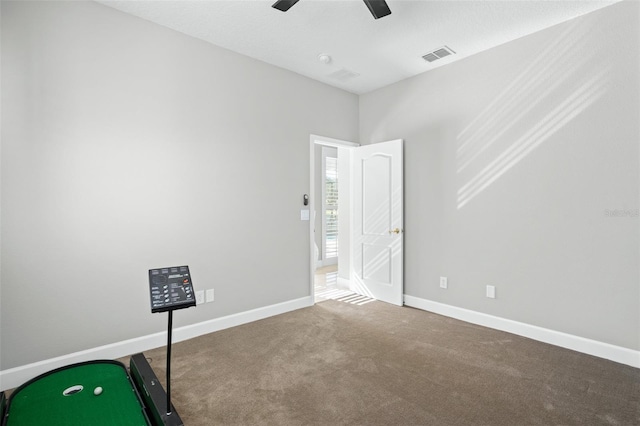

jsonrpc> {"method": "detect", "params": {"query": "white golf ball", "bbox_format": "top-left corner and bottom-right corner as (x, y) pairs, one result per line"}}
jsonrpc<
(94, 386), (103, 396)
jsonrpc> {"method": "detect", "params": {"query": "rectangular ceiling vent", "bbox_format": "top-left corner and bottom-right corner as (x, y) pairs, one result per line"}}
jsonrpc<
(422, 46), (456, 63)
(328, 68), (361, 82)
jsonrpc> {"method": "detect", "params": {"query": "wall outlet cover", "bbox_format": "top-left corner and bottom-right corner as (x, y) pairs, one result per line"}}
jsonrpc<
(440, 277), (448, 289)
(195, 290), (205, 305)
(206, 289), (214, 303)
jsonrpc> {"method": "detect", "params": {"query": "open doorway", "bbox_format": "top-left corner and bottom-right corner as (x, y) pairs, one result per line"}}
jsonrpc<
(309, 135), (357, 304)
(318, 146), (338, 268)
(309, 136), (405, 307)
(314, 146), (339, 301)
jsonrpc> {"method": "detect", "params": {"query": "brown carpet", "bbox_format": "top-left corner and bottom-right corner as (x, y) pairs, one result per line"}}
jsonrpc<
(136, 300), (639, 425)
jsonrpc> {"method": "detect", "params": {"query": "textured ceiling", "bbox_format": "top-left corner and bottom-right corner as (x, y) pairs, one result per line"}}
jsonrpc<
(97, 0), (620, 94)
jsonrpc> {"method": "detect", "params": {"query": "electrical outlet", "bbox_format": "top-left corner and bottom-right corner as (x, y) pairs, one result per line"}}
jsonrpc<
(195, 290), (205, 305)
(440, 277), (448, 289)
(206, 289), (214, 303)
(486, 285), (496, 299)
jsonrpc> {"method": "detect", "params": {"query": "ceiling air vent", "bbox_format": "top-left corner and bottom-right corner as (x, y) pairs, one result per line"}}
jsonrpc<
(422, 46), (456, 63)
(328, 68), (361, 82)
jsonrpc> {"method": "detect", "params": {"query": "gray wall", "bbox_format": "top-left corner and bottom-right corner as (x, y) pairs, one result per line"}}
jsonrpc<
(360, 1), (639, 350)
(2, 0), (637, 373)
(1, 1), (358, 369)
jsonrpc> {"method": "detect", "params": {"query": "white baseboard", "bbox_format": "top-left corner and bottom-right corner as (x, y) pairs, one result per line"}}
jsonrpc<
(0, 296), (313, 391)
(403, 295), (639, 369)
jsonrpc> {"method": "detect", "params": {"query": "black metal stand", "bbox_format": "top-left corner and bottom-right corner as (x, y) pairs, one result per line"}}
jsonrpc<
(147, 265), (195, 425)
(166, 310), (173, 416)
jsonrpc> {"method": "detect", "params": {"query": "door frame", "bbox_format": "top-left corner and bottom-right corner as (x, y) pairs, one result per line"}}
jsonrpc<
(309, 134), (359, 305)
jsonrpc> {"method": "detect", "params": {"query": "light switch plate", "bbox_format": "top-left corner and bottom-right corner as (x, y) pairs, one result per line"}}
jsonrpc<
(486, 285), (496, 299)
(206, 289), (214, 303)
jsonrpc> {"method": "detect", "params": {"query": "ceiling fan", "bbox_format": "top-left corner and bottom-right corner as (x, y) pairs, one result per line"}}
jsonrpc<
(272, 0), (392, 20)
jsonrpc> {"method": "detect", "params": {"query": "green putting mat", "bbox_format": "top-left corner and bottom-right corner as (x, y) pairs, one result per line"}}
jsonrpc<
(6, 361), (149, 426)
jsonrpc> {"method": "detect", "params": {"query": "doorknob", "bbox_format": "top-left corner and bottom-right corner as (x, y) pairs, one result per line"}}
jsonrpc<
(389, 228), (402, 234)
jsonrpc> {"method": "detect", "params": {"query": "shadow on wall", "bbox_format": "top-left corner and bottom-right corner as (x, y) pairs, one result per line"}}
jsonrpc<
(456, 18), (611, 209)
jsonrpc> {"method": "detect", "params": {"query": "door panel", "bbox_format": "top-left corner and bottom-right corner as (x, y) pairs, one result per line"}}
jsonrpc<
(362, 243), (392, 283)
(363, 154), (391, 236)
(352, 139), (403, 306)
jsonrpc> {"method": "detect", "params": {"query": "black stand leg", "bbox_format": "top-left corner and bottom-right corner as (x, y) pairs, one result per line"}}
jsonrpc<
(166, 310), (173, 416)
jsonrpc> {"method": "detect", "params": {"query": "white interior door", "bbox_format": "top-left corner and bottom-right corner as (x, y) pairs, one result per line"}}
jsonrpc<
(352, 139), (403, 306)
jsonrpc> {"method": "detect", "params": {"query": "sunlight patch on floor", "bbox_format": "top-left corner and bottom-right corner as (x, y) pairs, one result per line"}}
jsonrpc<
(314, 267), (375, 306)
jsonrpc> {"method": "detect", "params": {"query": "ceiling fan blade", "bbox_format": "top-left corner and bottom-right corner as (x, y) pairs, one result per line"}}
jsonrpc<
(363, 0), (391, 19)
(272, 0), (300, 12)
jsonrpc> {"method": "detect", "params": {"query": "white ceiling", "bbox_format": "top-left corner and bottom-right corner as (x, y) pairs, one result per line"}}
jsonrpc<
(98, 0), (620, 94)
